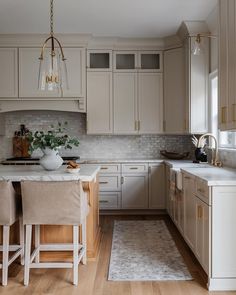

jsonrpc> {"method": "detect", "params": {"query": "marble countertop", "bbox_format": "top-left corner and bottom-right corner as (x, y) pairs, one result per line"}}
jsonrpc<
(77, 158), (164, 164)
(181, 166), (236, 186)
(0, 164), (100, 182)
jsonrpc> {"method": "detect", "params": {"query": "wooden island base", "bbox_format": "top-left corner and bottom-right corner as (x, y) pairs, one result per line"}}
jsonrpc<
(0, 178), (101, 261)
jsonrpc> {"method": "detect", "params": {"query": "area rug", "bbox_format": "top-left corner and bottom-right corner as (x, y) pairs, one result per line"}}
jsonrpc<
(108, 220), (192, 281)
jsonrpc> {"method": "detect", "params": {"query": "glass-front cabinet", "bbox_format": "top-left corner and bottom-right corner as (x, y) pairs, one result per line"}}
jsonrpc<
(113, 51), (162, 72)
(87, 50), (112, 71)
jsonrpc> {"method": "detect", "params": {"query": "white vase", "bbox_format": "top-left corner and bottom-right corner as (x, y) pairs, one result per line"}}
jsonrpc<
(39, 147), (63, 171)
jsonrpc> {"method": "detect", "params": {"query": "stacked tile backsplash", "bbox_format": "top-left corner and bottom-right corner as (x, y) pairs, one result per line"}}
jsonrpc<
(0, 110), (194, 160)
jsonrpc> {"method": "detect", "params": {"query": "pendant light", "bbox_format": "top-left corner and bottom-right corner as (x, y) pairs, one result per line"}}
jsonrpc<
(191, 33), (217, 56)
(38, 0), (69, 93)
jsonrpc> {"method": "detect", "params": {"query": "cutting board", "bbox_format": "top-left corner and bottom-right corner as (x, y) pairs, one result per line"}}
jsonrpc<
(13, 137), (30, 158)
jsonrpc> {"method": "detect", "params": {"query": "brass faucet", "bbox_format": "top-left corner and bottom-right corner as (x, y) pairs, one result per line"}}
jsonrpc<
(197, 133), (222, 167)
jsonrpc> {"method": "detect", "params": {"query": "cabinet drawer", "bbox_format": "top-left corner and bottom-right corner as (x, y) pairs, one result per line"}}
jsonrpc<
(99, 192), (121, 209)
(122, 163), (148, 173)
(99, 164), (121, 173)
(195, 178), (210, 204)
(99, 175), (121, 191)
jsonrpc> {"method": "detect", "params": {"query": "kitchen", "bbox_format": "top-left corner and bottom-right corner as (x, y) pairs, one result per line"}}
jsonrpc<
(0, 0), (236, 294)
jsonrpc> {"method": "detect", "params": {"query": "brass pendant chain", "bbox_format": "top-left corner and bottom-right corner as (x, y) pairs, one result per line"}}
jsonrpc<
(50, 0), (54, 36)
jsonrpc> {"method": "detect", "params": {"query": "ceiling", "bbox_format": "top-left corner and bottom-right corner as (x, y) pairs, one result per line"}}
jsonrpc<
(0, 0), (217, 38)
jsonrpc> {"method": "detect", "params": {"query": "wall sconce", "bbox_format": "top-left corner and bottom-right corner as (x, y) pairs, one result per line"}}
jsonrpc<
(191, 33), (217, 56)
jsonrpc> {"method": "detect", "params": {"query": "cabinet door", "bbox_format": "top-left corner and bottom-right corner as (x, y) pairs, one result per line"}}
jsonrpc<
(0, 48), (18, 98)
(178, 190), (184, 235)
(122, 174), (148, 209)
(113, 51), (137, 72)
(138, 73), (163, 134)
(195, 197), (210, 275)
(113, 72), (138, 134)
(87, 50), (112, 71)
(219, 0), (229, 130)
(62, 48), (86, 98)
(87, 71), (113, 134)
(164, 48), (186, 134)
(138, 51), (163, 72)
(19, 48), (58, 98)
(99, 192), (121, 209)
(149, 164), (165, 209)
(188, 37), (209, 134)
(183, 175), (196, 250)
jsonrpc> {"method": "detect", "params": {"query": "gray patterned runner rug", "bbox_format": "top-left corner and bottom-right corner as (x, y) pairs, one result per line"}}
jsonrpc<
(108, 220), (192, 281)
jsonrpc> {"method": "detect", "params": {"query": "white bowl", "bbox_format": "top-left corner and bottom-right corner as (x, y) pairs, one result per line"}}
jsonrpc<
(66, 168), (80, 174)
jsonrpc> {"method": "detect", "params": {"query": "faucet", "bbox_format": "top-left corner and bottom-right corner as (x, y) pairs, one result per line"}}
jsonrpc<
(197, 133), (222, 167)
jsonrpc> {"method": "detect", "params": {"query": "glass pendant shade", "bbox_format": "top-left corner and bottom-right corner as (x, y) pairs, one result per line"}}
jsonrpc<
(38, 47), (69, 92)
(192, 34), (202, 56)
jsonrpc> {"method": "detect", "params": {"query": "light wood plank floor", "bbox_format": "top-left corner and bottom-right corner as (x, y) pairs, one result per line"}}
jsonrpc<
(0, 215), (236, 295)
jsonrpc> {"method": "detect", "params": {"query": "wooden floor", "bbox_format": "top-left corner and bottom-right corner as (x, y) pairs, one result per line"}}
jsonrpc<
(1, 214), (236, 295)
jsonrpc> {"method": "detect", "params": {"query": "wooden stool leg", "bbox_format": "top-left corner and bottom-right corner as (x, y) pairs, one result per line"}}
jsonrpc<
(24, 225), (32, 286)
(73, 225), (79, 286)
(19, 217), (24, 265)
(2, 226), (10, 286)
(35, 225), (40, 263)
(81, 219), (87, 265)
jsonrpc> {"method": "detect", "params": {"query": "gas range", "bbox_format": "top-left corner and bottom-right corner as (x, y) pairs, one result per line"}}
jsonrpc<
(1, 156), (79, 165)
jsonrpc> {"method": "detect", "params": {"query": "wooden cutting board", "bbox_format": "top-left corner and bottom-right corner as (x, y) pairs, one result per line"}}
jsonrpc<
(13, 137), (30, 158)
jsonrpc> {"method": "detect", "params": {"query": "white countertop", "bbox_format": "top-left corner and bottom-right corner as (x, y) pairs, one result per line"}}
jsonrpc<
(181, 166), (236, 186)
(77, 158), (164, 164)
(0, 164), (100, 182)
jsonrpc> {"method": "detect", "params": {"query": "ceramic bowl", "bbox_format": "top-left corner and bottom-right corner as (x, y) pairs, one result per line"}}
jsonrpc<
(66, 168), (80, 174)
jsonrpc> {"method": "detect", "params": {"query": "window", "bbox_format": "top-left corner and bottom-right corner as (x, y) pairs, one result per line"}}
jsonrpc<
(209, 71), (236, 149)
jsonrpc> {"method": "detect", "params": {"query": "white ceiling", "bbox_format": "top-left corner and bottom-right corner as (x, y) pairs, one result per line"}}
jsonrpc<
(0, 0), (217, 38)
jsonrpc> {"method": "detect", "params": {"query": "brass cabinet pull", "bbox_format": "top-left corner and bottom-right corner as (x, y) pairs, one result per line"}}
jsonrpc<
(184, 176), (191, 179)
(138, 120), (141, 131)
(129, 167), (138, 170)
(99, 181), (109, 184)
(221, 106), (227, 124)
(101, 167), (108, 170)
(233, 104), (236, 122)
(99, 200), (109, 203)
(121, 176), (124, 184)
(197, 205), (203, 219)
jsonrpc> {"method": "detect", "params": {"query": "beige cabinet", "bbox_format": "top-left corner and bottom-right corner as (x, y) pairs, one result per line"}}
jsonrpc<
(113, 72), (138, 134)
(195, 196), (210, 275)
(184, 38), (209, 134)
(113, 72), (163, 134)
(0, 48), (18, 98)
(149, 164), (165, 209)
(138, 73), (163, 133)
(19, 47), (85, 98)
(87, 71), (113, 134)
(183, 174), (196, 250)
(163, 48), (186, 133)
(219, 0), (236, 130)
(121, 174), (149, 209)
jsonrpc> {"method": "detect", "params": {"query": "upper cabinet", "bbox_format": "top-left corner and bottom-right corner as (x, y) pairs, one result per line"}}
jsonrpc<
(113, 51), (162, 72)
(185, 37), (209, 134)
(19, 47), (86, 99)
(164, 47), (186, 134)
(87, 50), (112, 71)
(0, 48), (18, 98)
(219, 0), (236, 131)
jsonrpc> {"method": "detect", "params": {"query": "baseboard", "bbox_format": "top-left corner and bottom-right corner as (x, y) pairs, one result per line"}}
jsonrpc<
(208, 278), (236, 291)
(99, 209), (167, 215)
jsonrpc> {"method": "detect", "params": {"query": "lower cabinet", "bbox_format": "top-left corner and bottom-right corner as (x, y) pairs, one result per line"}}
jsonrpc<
(149, 164), (165, 209)
(97, 162), (165, 210)
(183, 174), (196, 251)
(99, 192), (121, 209)
(121, 174), (148, 209)
(195, 196), (210, 275)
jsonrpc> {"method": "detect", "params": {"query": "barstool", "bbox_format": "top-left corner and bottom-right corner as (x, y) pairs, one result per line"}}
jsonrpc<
(21, 180), (89, 286)
(0, 180), (24, 286)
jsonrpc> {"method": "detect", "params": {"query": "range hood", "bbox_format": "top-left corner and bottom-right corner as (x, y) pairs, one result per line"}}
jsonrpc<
(0, 99), (85, 113)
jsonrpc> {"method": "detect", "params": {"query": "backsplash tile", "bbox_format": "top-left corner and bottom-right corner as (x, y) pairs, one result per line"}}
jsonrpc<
(0, 110), (194, 160)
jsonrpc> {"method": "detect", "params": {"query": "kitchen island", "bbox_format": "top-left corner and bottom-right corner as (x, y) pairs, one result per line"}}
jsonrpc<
(0, 164), (101, 261)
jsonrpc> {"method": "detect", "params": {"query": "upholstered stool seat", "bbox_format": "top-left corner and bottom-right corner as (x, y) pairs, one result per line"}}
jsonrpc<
(0, 180), (24, 286)
(21, 180), (89, 286)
